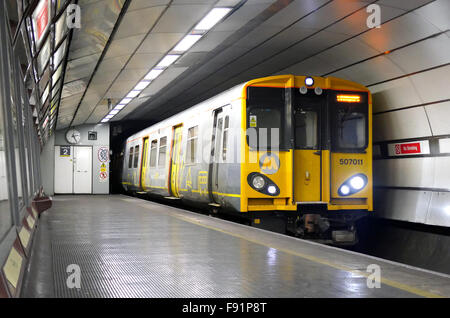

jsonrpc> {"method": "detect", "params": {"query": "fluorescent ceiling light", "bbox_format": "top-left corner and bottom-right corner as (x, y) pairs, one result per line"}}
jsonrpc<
(173, 34), (202, 52)
(156, 55), (180, 68)
(109, 109), (119, 115)
(101, 118), (110, 123)
(194, 8), (231, 30)
(120, 97), (132, 105)
(114, 104), (126, 110)
(144, 69), (164, 80)
(134, 81), (151, 90)
(127, 90), (140, 98)
(105, 114), (114, 119)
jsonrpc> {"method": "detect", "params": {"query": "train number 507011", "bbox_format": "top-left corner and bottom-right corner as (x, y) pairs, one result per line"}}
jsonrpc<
(339, 159), (363, 165)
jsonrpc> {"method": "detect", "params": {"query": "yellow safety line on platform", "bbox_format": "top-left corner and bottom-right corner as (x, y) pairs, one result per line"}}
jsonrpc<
(136, 201), (445, 298)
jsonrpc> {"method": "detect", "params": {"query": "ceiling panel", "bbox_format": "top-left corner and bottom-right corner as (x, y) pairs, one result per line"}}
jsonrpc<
(152, 5), (211, 33)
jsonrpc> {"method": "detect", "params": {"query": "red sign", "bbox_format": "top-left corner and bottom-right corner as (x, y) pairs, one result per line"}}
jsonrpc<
(395, 142), (421, 154)
(36, 0), (49, 41)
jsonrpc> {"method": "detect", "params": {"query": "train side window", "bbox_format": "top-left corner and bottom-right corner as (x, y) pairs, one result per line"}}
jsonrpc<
(150, 140), (157, 167)
(158, 137), (167, 168)
(186, 126), (198, 164)
(133, 145), (140, 168)
(128, 147), (133, 168)
(222, 116), (229, 161)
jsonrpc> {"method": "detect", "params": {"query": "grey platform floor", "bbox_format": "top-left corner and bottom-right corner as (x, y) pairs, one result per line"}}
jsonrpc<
(22, 195), (450, 298)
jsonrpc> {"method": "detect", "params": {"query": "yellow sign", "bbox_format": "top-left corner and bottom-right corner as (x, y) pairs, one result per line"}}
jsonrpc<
(249, 115), (257, 127)
(27, 215), (35, 228)
(100, 163), (107, 172)
(19, 227), (31, 248)
(259, 153), (280, 175)
(3, 248), (23, 289)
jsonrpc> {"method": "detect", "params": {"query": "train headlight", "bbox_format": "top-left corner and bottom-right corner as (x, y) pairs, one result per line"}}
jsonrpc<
(338, 173), (368, 196)
(340, 185), (350, 195)
(252, 175), (265, 189)
(247, 173), (280, 196)
(267, 185), (277, 194)
(350, 176), (365, 190)
(305, 77), (314, 86)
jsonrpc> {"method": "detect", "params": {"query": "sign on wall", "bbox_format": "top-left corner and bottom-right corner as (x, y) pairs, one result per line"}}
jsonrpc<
(387, 140), (430, 157)
(98, 147), (109, 183)
(60, 146), (71, 157)
(32, 0), (51, 48)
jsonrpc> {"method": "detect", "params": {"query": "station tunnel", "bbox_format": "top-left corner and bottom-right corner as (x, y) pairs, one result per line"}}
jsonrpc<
(0, 0), (449, 299)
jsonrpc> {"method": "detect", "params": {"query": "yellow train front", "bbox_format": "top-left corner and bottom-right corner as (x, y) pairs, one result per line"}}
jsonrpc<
(120, 75), (372, 245)
(241, 75), (372, 244)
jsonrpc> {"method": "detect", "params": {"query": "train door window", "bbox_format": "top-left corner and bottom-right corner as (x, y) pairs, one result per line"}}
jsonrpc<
(158, 137), (167, 168)
(186, 126), (198, 164)
(133, 145), (140, 168)
(222, 116), (229, 161)
(128, 147), (133, 168)
(150, 140), (157, 167)
(294, 109), (318, 149)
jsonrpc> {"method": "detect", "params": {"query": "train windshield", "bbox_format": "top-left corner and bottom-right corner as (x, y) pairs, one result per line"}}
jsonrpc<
(246, 87), (285, 150)
(330, 92), (368, 152)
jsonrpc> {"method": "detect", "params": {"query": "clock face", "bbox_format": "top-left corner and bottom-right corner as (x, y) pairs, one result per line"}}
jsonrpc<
(66, 129), (81, 144)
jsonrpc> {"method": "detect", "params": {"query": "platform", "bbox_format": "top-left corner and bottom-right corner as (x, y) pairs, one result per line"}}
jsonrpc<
(22, 195), (450, 298)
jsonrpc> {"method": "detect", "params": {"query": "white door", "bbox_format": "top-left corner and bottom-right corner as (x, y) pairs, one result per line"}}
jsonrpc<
(73, 146), (92, 194)
(54, 146), (74, 193)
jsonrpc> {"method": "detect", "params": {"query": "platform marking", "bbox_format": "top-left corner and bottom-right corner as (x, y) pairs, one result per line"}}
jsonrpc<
(136, 202), (446, 298)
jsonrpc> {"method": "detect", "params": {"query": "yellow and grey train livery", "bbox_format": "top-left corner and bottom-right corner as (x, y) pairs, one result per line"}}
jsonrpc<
(120, 75), (372, 244)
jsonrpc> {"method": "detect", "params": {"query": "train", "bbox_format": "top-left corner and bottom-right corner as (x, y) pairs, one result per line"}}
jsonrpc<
(119, 75), (373, 245)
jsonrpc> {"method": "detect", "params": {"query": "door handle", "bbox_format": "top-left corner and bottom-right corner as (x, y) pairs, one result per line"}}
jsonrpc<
(313, 151), (321, 155)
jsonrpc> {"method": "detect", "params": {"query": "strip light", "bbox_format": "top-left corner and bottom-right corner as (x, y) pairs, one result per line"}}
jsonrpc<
(101, 7), (234, 123)
(144, 69), (163, 81)
(195, 8), (231, 30)
(157, 55), (180, 68)
(173, 34), (202, 52)
(336, 94), (361, 103)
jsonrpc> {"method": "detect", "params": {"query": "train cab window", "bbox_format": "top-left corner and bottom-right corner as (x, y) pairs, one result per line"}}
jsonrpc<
(186, 126), (198, 164)
(246, 87), (284, 150)
(158, 137), (167, 168)
(222, 116), (229, 161)
(150, 140), (157, 167)
(133, 145), (140, 168)
(331, 92), (368, 152)
(128, 147), (133, 168)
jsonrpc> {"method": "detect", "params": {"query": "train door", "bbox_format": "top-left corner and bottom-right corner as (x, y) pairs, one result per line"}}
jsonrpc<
(293, 96), (322, 202)
(140, 137), (149, 191)
(210, 109), (224, 203)
(169, 125), (183, 197)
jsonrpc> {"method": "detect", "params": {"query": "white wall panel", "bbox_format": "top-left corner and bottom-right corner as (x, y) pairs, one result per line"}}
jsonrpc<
(373, 107), (431, 142)
(370, 77), (423, 113)
(410, 65), (450, 103)
(386, 34), (450, 74)
(433, 157), (450, 190)
(374, 188), (430, 223)
(415, 0), (450, 31)
(425, 101), (450, 136)
(427, 192), (450, 227)
(358, 13), (440, 53)
(373, 158), (435, 188)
